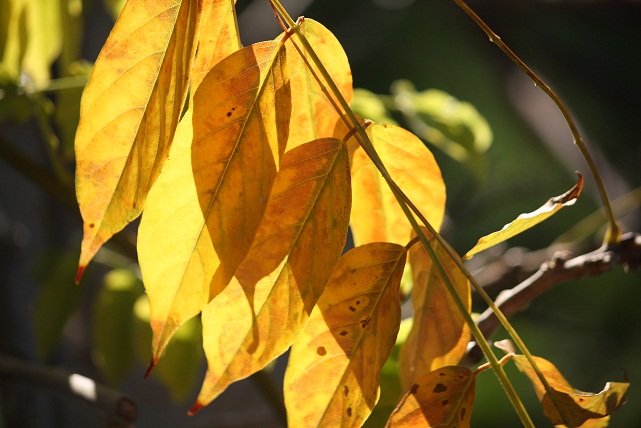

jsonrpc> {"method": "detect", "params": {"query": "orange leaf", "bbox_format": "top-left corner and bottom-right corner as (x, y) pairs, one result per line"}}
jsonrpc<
(191, 138), (351, 410)
(138, 39), (292, 362)
(387, 366), (475, 428)
(189, 0), (240, 96)
(284, 19), (353, 150)
(75, 0), (200, 276)
(284, 242), (407, 427)
(464, 173), (584, 260)
(511, 353), (628, 427)
(349, 123), (446, 246)
(399, 228), (471, 390)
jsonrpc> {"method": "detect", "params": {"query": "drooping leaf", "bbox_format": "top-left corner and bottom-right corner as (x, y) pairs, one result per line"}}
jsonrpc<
(349, 122), (446, 246)
(386, 366), (475, 428)
(399, 228), (471, 391)
(138, 39), (292, 363)
(494, 341), (628, 428)
(189, 0), (240, 96)
(284, 242), (407, 427)
(284, 19), (353, 149)
(464, 173), (583, 260)
(191, 138), (351, 411)
(75, 0), (200, 276)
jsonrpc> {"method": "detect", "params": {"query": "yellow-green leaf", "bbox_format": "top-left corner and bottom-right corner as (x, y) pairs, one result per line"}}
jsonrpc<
(191, 138), (351, 411)
(386, 366), (475, 428)
(510, 353), (628, 427)
(349, 123), (446, 246)
(189, 0), (240, 96)
(138, 39), (292, 363)
(75, 0), (200, 276)
(399, 228), (471, 391)
(284, 242), (407, 427)
(464, 174), (584, 260)
(285, 19), (353, 149)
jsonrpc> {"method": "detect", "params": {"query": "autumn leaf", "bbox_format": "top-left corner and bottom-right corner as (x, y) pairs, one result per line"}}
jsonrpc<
(284, 242), (407, 427)
(399, 228), (471, 391)
(494, 340), (629, 427)
(387, 366), (475, 428)
(464, 173), (584, 260)
(190, 137), (351, 411)
(349, 122), (446, 246)
(284, 19), (353, 150)
(75, 0), (200, 278)
(138, 39), (292, 363)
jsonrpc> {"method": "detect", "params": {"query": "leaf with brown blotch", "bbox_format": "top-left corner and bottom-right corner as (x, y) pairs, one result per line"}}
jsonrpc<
(190, 138), (351, 412)
(75, 0), (200, 279)
(138, 39), (293, 365)
(501, 349), (628, 427)
(284, 19), (353, 150)
(399, 228), (471, 391)
(189, 0), (240, 96)
(386, 366), (475, 428)
(349, 123), (446, 246)
(464, 173), (584, 260)
(284, 242), (407, 427)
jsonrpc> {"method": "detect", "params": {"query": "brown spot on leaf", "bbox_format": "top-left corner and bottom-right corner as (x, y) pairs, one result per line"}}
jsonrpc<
(460, 407), (466, 421)
(359, 318), (371, 328)
(439, 372), (446, 376)
(317, 346), (327, 356)
(356, 300), (360, 305)
(348, 306), (356, 312)
(340, 330), (348, 336)
(89, 223), (95, 228)
(442, 399), (449, 407)
(410, 384), (419, 394)
(226, 111), (232, 117)
(347, 407), (352, 417)
(433, 383), (447, 393)
(344, 386), (349, 397)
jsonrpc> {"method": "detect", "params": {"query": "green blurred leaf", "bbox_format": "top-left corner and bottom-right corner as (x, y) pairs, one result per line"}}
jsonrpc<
(103, 0), (127, 20)
(92, 268), (143, 385)
(351, 88), (398, 125)
(33, 250), (83, 359)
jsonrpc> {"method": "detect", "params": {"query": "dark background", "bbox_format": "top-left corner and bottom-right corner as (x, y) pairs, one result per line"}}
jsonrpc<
(1, 0), (640, 426)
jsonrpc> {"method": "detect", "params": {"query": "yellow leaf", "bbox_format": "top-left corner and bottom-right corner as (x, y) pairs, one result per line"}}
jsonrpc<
(464, 173), (584, 260)
(350, 123), (446, 246)
(138, 40), (292, 362)
(284, 242), (407, 427)
(285, 19), (353, 149)
(190, 138), (351, 411)
(189, 0), (240, 96)
(399, 228), (471, 390)
(386, 366), (475, 428)
(510, 353), (628, 427)
(75, 0), (200, 276)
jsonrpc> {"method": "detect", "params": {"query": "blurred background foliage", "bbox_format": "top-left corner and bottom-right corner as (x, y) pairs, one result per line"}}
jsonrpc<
(1, 0), (639, 426)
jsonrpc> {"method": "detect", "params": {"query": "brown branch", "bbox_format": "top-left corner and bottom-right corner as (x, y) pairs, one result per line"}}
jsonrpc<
(464, 232), (641, 365)
(0, 352), (138, 426)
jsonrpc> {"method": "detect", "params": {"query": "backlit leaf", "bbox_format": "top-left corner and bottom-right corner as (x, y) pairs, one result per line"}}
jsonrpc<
(506, 351), (628, 427)
(75, 0), (200, 276)
(191, 138), (351, 411)
(284, 242), (407, 427)
(464, 173), (584, 260)
(387, 366), (475, 428)
(138, 39), (292, 363)
(349, 123), (446, 246)
(399, 228), (471, 391)
(285, 19), (353, 149)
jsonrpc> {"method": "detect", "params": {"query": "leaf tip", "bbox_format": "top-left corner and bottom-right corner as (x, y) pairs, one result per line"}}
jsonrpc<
(144, 357), (158, 379)
(188, 401), (204, 416)
(75, 265), (86, 285)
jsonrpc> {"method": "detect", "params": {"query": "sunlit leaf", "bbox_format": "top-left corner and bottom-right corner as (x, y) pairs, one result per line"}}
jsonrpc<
(496, 345), (629, 428)
(349, 122), (446, 246)
(285, 19), (353, 149)
(387, 366), (475, 428)
(75, 0), (200, 276)
(138, 39), (292, 363)
(399, 228), (471, 390)
(284, 242), (407, 427)
(191, 138), (351, 411)
(464, 173), (584, 260)
(189, 0), (240, 96)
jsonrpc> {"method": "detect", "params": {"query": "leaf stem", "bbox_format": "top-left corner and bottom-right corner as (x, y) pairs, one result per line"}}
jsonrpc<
(451, 0), (620, 245)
